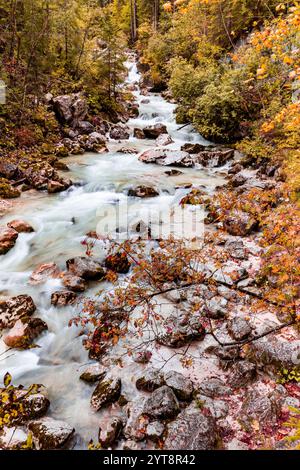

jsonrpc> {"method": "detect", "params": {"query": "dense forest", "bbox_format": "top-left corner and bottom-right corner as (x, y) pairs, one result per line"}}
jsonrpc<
(0, 0), (299, 453)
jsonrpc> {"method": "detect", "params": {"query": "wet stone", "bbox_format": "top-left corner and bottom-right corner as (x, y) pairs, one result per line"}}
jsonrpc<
(142, 386), (180, 420)
(90, 377), (121, 411)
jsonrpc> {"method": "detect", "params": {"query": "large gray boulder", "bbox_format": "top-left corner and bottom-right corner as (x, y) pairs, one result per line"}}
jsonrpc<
(143, 386), (180, 420)
(164, 404), (219, 450)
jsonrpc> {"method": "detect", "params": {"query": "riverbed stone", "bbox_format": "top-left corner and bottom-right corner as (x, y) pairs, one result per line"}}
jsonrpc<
(194, 148), (234, 167)
(139, 148), (193, 167)
(156, 134), (173, 146)
(136, 369), (165, 392)
(181, 143), (206, 154)
(51, 290), (77, 306)
(133, 128), (145, 139)
(228, 317), (252, 341)
(128, 185), (159, 198)
(164, 370), (194, 401)
(143, 123), (167, 139)
(123, 399), (149, 441)
(0, 226), (18, 254)
(164, 404), (219, 450)
(62, 272), (87, 292)
(0, 295), (36, 329)
(109, 123), (130, 140)
(198, 377), (231, 398)
(98, 416), (123, 448)
(28, 417), (75, 450)
(229, 361), (257, 389)
(247, 336), (300, 369)
(143, 386), (180, 420)
(80, 364), (107, 383)
(66, 256), (106, 280)
(47, 180), (66, 193)
(3, 317), (48, 348)
(91, 377), (121, 411)
(196, 394), (229, 419)
(240, 390), (281, 429)
(223, 210), (258, 236)
(29, 262), (60, 285)
(7, 219), (34, 233)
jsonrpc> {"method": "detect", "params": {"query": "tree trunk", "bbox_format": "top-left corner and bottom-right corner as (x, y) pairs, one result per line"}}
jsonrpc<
(130, 0), (138, 43)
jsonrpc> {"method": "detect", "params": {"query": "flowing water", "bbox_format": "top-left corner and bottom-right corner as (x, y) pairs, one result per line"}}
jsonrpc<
(0, 59), (226, 448)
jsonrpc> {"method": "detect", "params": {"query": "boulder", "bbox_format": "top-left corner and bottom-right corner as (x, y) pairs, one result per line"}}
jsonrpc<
(143, 123), (167, 139)
(52, 95), (74, 123)
(77, 120), (95, 135)
(0, 161), (18, 179)
(0, 226), (18, 254)
(53, 93), (87, 124)
(80, 364), (107, 383)
(62, 273), (87, 292)
(17, 391), (50, 423)
(143, 386), (180, 420)
(164, 405), (219, 450)
(51, 290), (77, 307)
(66, 256), (106, 280)
(47, 180), (66, 193)
(123, 399), (149, 441)
(85, 132), (107, 152)
(0, 295), (36, 329)
(228, 163), (243, 175)
(98, 416), (123, 448)
(228, 173), (247, 187)
(164, 371), (194, 401)
(90, 377), (121, 411)
(181, 143), (206, 154)
(104, 252), (131, 274)
(156, 134), (173, 147)
(128, 185), (159, 198)
(247, 337), (300, 369)
(0, 178), (21, 198)
(198, 377), (231, 398)
(157, 313), (205, 348)
(229, 361), (257, 389)
(109, 124), (130, 140)
(240, 390), (281, 429)
(136, 369), (165, 392)
(225, 238), (247, 260)
(133, 128), (145, 139)
(227, 317), (252, 341)
(7, 220), (34, 233)
(194, 148), (234, 167)
(196, 395), (229, 420)
(223, 210), (258, 236)
(139, 148), (193, 167)
(3, 317), (48, 348)
(29, 263), (60, 285)
(28, 417), (75, 450)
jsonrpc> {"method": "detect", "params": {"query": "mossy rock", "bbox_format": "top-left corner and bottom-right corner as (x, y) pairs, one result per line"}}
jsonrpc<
(0, 178), (21, 198)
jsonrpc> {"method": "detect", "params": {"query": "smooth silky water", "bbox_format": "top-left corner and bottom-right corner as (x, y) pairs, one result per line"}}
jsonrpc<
(0, 59), (226, 448)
